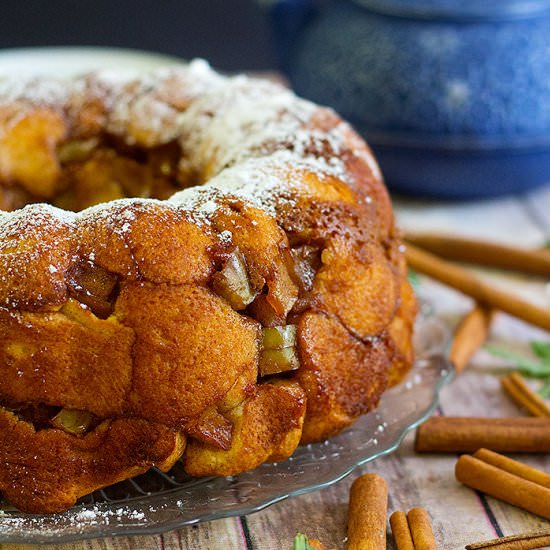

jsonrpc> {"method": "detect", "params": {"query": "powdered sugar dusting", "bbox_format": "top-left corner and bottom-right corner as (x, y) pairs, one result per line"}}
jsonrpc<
(218, 230), (232, 245)
(0, 59), (376, 232)
(0, 76), (69, 108)
(176, 75), (318, 173)
(0, 503), (149, 536)
(0, 204), (77, 308)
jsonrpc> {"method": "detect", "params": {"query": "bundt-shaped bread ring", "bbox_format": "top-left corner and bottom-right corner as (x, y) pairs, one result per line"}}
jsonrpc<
(0, 60), (416, 513)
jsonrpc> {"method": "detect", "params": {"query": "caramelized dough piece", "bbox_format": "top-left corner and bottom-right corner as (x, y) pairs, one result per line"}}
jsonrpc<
(0, 204), (75, 309)
(269, 168), (358, 233)
(186, 362), (258, 451)
(314, 239), (399, 339)
(0, 107), (66, 197)
(209, 200), (298, 316)
(77, 201), (215, 284)
(334, 126), (395, 240)
(296, 311), (390, 443)
(0, 408), (185, 513)
(55, 148), (176, 211)
(66, 260), (119, 319)
(0, 184), (35, 212)
(0, 299), (134, 418)
(304, 108), (394, 239)
(184, 380), (306, 476)
(116, 282), (260, 427)
(186, 406), (233, 450)
(387, 278), (417, 386)
(124, 206), (217, 285)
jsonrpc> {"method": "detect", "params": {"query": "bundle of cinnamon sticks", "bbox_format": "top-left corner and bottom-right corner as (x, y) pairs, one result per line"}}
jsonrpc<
(456, 448), (550, 517)
(347, 474), (437, 550)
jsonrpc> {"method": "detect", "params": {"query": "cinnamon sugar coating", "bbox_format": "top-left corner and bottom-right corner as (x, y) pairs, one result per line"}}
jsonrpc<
(0, 61), (416, 513)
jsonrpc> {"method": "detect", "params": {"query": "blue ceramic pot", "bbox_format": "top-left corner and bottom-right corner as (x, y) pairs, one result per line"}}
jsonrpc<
(269, 0), (550, 198)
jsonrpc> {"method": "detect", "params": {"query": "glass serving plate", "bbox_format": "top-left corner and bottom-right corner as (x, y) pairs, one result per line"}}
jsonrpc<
(0, 314), (452, 544)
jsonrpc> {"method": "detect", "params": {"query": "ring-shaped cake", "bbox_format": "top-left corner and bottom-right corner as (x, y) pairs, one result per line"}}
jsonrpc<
(0, 60), (416, 513)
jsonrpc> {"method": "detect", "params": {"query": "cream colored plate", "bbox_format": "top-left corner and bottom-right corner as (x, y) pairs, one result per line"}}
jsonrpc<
(0, 46), (185, 77)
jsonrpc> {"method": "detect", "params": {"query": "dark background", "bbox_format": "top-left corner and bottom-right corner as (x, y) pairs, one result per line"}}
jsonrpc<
(0, 0), (276, 71)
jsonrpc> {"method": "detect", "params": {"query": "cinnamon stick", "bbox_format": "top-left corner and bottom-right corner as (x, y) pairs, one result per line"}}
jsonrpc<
(404, 232), (550, 278)
(415, 416), (550, 453)
(501, 372), (550, 418)
(347, 474), (388, 550)
(404, 244), (550, 332)
(455, 454), (550, 519)
(473, 449), (550, 490)
(466, 530), (550, 549)
(407, 508), (437, 550)
(390, 511), (415, 550)
(390, 508), (437, 550)
(450, 305), (493, 374)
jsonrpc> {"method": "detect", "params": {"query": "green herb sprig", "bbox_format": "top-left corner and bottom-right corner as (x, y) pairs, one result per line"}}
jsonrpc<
(408, 269), (420, 289)
(293, 533), (316, 550)
(486, 340), (550, 396)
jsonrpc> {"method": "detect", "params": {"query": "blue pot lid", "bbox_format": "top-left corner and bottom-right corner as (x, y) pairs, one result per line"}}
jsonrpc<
(351, 0), (550, 20)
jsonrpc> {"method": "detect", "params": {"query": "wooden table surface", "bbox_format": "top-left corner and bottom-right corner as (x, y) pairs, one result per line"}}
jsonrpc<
(4, 185), (550, 550)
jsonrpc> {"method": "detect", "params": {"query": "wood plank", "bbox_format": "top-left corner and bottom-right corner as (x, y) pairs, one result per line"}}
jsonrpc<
(0, 517), (246, 550)
(244, 482), (349, 549)
(165, 518), (247, 550)
(0, 536), (163, 550)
